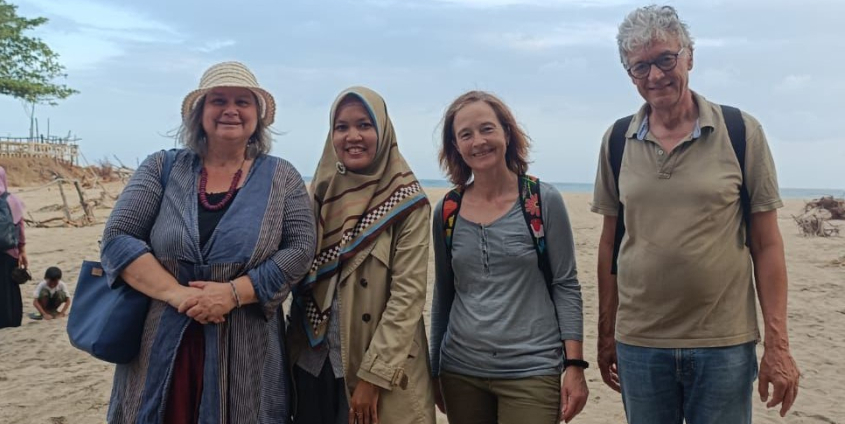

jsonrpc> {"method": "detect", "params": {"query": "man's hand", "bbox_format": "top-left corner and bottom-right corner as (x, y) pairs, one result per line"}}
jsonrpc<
(560, 367), (589, 422)
(597, 335), (620, 392)
(748, 210), (800, 417)
(759, 346), (800, 417)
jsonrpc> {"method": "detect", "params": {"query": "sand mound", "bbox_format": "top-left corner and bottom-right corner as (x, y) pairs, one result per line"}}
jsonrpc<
(0, 158), (124, 187)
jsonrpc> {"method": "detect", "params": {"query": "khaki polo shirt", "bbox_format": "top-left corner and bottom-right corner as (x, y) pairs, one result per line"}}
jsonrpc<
(591, 92), (783, 348)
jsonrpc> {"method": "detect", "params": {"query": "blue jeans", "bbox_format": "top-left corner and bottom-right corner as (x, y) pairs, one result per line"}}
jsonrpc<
(617, 341), (758, 424)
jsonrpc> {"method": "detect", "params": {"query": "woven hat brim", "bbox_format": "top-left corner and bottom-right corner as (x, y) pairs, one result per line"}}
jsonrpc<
(181, 86), (275, 127)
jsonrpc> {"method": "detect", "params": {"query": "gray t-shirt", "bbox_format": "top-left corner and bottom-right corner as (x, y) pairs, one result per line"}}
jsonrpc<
(429, 181), (583, 378)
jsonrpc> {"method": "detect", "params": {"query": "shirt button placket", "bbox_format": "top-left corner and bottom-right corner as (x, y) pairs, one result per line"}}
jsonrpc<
(480, 225), (490, 276)
(656, 146), (671, 179)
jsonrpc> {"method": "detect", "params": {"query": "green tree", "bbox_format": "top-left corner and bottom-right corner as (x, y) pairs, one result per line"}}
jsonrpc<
(0, 0), (77, 105)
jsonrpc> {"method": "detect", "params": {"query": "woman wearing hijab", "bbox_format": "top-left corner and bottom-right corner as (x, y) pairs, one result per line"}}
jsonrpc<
(100, 61), (316, 423)
(0, 166), (27, 329)
(288, 86), (435, 424)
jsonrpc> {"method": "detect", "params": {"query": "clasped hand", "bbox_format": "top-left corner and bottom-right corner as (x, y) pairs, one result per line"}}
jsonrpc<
(168, 281), (236, 325)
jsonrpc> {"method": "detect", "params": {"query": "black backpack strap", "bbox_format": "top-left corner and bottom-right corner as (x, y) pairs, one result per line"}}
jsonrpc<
(441, 188), (464, 258)
(517, 175), (553, 288)
(609, 115), (633, 275)
(720, 105), (751, 247)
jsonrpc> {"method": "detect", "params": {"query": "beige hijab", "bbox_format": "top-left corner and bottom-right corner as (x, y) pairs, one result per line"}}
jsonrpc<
(298, 86), (427, 346)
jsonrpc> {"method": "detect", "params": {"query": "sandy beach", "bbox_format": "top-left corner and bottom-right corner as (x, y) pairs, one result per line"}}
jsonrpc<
(0, 183), (842, 424)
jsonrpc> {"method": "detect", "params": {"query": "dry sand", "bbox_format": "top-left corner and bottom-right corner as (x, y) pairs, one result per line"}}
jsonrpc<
(1, 184), (843, 424)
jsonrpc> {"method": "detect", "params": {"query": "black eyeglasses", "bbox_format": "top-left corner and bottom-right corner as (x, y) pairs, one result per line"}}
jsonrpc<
(626, 48), (686, 79)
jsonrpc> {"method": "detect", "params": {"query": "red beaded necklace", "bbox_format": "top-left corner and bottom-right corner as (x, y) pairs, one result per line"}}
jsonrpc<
(199, 161), (244, 211)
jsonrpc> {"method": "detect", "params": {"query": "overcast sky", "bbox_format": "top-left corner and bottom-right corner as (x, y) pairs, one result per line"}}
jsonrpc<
(1, 0), (842, 190)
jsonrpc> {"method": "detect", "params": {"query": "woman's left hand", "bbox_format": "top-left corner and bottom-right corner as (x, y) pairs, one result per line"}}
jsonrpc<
(349, 380), (380, 424)
(180, 281), (236, 324)
(18, 251), (28, 269)
(560, 367), (589, 422)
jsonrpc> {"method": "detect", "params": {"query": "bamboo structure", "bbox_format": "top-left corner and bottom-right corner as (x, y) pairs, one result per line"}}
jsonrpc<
(0, 136), (80, 165)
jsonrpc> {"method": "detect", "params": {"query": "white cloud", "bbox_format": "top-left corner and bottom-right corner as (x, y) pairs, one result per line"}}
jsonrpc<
(38, 31), (123, 71)
(481, 22), (617, 51)
(2, 0), (841, 190)
(21, 0), (177, 33)
(197, 40), (236, 53)
(775, 74), (812, 93)
(767, 136), (845, 190)
(538, 57), (589, 72)
(431, 0), (632, 7)
(449, 56), (477, 69)
(695, 37), (750, 48)
(19, 0), (182, 69)
(690, 0), (844, 7)
(699, 67), (740, 87)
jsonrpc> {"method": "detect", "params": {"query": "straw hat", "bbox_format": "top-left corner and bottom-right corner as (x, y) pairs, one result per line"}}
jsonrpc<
(181, 61), (276, 126)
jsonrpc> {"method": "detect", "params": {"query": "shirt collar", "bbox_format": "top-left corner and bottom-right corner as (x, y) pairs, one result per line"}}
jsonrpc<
(632, 90), (714, 141)
(635, 115), (702, 141)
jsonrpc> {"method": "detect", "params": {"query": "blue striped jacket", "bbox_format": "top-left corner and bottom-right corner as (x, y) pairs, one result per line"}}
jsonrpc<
(101, 149), (316, 423)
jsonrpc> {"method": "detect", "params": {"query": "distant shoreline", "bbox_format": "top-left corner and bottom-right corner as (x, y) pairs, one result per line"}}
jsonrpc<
(303, 177), (844, 200)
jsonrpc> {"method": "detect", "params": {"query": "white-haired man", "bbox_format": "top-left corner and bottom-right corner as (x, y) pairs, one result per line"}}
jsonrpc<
(591, 5), (800, 423)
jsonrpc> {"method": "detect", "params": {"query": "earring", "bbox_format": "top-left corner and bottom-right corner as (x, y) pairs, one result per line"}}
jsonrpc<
(336, 162), (347, 175)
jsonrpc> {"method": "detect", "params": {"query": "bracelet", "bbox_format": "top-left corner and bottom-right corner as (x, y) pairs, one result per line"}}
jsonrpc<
(229, 280), (242, 308)
(563, 359), (590, 369)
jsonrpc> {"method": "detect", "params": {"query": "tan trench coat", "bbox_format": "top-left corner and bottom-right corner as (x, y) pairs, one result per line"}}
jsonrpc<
(289, 204), (435, 424)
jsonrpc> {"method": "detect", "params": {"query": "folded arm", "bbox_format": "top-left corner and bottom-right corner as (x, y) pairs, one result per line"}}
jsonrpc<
(100, 152), (192, 307)
(246, 169), (316, 319)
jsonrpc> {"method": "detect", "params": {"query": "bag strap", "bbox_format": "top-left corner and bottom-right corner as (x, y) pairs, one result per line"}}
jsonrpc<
(609, 115), (633, 275)
(142, 149), (178, 261)
(517, 175), (553, 288)
(159, 149), (177, 189)
(608, 106), (749, 274)
(441, 176), (553, 287)
(720, 105), (751, 247)
(441, 187), (464, 256)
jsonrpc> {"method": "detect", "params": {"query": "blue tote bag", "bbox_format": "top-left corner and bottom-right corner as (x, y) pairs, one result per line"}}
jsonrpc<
(67, 261), (151, 363)
(67, 150), (175, 364)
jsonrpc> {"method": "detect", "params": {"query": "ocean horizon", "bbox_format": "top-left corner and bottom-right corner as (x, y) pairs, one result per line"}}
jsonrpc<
(303, 177), (844, 200)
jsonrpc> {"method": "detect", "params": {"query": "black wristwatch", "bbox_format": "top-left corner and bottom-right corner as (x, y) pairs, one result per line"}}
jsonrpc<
(563, 359), (590, 369)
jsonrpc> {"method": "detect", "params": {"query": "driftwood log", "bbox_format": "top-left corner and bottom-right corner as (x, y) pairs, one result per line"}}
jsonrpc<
(19, 178), (98, 227)
(792, 196), (844, 237)
(803, 196), (845, 219)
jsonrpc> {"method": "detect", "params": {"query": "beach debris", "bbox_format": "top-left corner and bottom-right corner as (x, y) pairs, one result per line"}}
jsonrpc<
(792, 196), (843, 237)
(803, 196), (845, 219)
(20, 178), (99, 227)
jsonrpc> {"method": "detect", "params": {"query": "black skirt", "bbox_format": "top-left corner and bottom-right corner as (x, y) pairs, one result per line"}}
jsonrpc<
(293, 361), (348, 424)
(0, 252), (22, 329)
